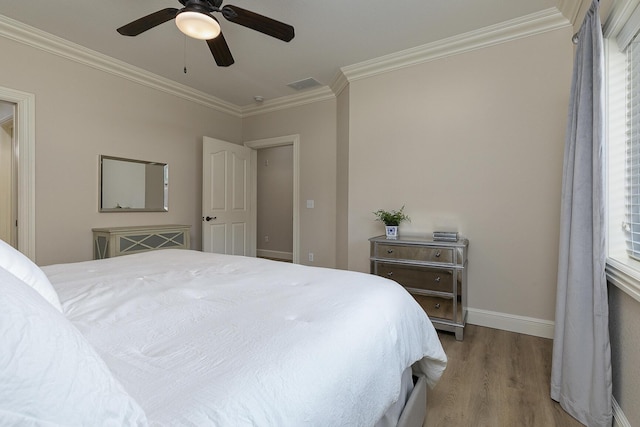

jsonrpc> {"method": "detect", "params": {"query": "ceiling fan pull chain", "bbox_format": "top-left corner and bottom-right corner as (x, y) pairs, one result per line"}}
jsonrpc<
(183, 34), (188, 74)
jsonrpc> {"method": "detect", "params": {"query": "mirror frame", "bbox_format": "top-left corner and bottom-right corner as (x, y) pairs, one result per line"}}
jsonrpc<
(99, 155), (168, 212)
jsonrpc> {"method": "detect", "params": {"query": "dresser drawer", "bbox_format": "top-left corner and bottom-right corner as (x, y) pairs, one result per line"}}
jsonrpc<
(413, 294), (462, 322)
(369, 234), (468, 340)
(375, 263), (454, 294)
(375, 243), (453, 264)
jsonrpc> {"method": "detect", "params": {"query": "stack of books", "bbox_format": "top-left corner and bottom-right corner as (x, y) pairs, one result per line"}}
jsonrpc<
(433, 231), (459, 242)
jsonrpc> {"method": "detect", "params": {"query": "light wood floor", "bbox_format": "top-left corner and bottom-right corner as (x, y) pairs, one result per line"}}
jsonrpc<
(424, 325), (584, 427)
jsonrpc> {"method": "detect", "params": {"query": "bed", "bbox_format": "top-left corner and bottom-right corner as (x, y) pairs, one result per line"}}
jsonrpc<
(0, 240), (447, 427)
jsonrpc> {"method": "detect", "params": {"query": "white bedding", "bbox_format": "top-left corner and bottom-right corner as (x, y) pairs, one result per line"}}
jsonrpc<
(43, 249), (447, 426)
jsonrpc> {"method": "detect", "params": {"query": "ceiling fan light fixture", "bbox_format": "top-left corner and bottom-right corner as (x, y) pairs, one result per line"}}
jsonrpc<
(176, 10), (221, 40)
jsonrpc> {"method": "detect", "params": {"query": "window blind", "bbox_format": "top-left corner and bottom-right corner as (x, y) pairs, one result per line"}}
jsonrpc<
(625, 37), (640, 259)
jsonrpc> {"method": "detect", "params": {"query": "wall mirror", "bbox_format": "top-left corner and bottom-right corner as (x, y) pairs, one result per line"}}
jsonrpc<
(99, 155), (168, 212)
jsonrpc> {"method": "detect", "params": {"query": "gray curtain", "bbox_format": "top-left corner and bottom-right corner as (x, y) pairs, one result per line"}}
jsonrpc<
(551, 1), (612, 426)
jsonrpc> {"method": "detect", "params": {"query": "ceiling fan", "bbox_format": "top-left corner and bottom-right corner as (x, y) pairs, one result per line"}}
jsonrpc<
(117, 0), (295, 67)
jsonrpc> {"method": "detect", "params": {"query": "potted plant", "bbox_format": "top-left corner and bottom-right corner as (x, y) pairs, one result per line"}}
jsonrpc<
(373, 206), (410, 239)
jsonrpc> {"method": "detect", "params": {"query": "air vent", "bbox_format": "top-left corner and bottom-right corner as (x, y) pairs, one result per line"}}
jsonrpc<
(286, 77), (322, 91)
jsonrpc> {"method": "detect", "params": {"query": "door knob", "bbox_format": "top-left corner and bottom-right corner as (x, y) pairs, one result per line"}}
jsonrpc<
(204, 216), (216, 221)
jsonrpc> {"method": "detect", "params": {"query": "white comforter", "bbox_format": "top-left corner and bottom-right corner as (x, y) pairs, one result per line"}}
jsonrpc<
(43, 250), (446, 427)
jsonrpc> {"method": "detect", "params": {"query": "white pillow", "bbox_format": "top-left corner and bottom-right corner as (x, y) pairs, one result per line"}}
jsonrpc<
(0, 238), (62, 312)
(0, 267), (148, 426)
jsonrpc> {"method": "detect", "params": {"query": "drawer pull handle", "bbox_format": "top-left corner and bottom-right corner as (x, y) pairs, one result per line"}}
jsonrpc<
(387, 249), (394, 254)
(434, 276), (441, 283)
(434, 303), (441, 309)
(386, 272), (394, 277)
(435, 250), (441, 258)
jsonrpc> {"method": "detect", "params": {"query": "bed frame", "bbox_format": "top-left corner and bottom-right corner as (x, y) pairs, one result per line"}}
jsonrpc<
(397, 375), (427, 427)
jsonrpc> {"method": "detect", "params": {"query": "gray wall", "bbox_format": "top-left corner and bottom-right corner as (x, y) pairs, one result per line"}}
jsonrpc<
(608, 285), (640, 427)
(256, 145), (293, 256)
(0, 33), (242, 265)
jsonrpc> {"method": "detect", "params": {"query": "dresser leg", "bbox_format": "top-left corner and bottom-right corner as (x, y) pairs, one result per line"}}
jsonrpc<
(455, 327), (464, 341)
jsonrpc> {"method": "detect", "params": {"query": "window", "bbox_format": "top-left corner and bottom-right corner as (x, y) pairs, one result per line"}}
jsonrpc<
(605, 0), (640, 301)
(624, 37), (640, 259)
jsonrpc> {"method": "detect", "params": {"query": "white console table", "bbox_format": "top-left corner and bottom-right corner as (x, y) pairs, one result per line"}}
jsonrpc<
(92, 224), (191, 259)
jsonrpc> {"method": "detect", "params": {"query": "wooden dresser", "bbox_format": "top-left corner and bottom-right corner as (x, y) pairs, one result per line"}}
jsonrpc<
(370, 235), (469, 340)
(92, 224), (191, 259)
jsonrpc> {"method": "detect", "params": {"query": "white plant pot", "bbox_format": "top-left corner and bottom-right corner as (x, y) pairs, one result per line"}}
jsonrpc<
(385, 225), (398, 239)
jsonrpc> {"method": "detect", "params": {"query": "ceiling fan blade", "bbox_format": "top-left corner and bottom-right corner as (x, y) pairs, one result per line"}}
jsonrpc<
(206, 33), (234, 67)
(117, 8), (179, 36)
(221, 5), (294, 42)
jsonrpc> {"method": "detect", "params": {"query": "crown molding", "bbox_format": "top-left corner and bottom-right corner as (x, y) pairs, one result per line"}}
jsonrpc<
(243, 7), (571, 113)
(0, 14), (242, 118)
(0, 7), (571, 118)
(240, 86), (335, 117)
(557, 0), (588, 26)
(340, 7), (570, 83)
(329, 70), (349, 97)
(603, 0), (640, 38)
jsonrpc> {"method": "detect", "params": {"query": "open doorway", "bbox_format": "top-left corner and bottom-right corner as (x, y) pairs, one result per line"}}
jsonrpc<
(0, 86), (36, 260)
(245, 135), (300, 264)
(256, 145), (293, 262)
(0, 101), (16, 247)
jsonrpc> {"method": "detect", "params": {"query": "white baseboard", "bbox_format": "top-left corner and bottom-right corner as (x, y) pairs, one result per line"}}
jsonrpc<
(613, 397), (631, 427)
(257, 249), (293, 261)
(466, 307), (555, 339)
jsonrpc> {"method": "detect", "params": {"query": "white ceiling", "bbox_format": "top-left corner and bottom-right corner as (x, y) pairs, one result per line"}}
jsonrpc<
(1, 0), (559, 107)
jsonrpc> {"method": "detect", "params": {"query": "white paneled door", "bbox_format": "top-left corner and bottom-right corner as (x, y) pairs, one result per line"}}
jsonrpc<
(202, 137), (255, 256)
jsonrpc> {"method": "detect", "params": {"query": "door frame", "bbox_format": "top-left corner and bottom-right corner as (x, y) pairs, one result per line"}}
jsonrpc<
(0, 86), (35, 260)
(245, 134), (300, 264)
